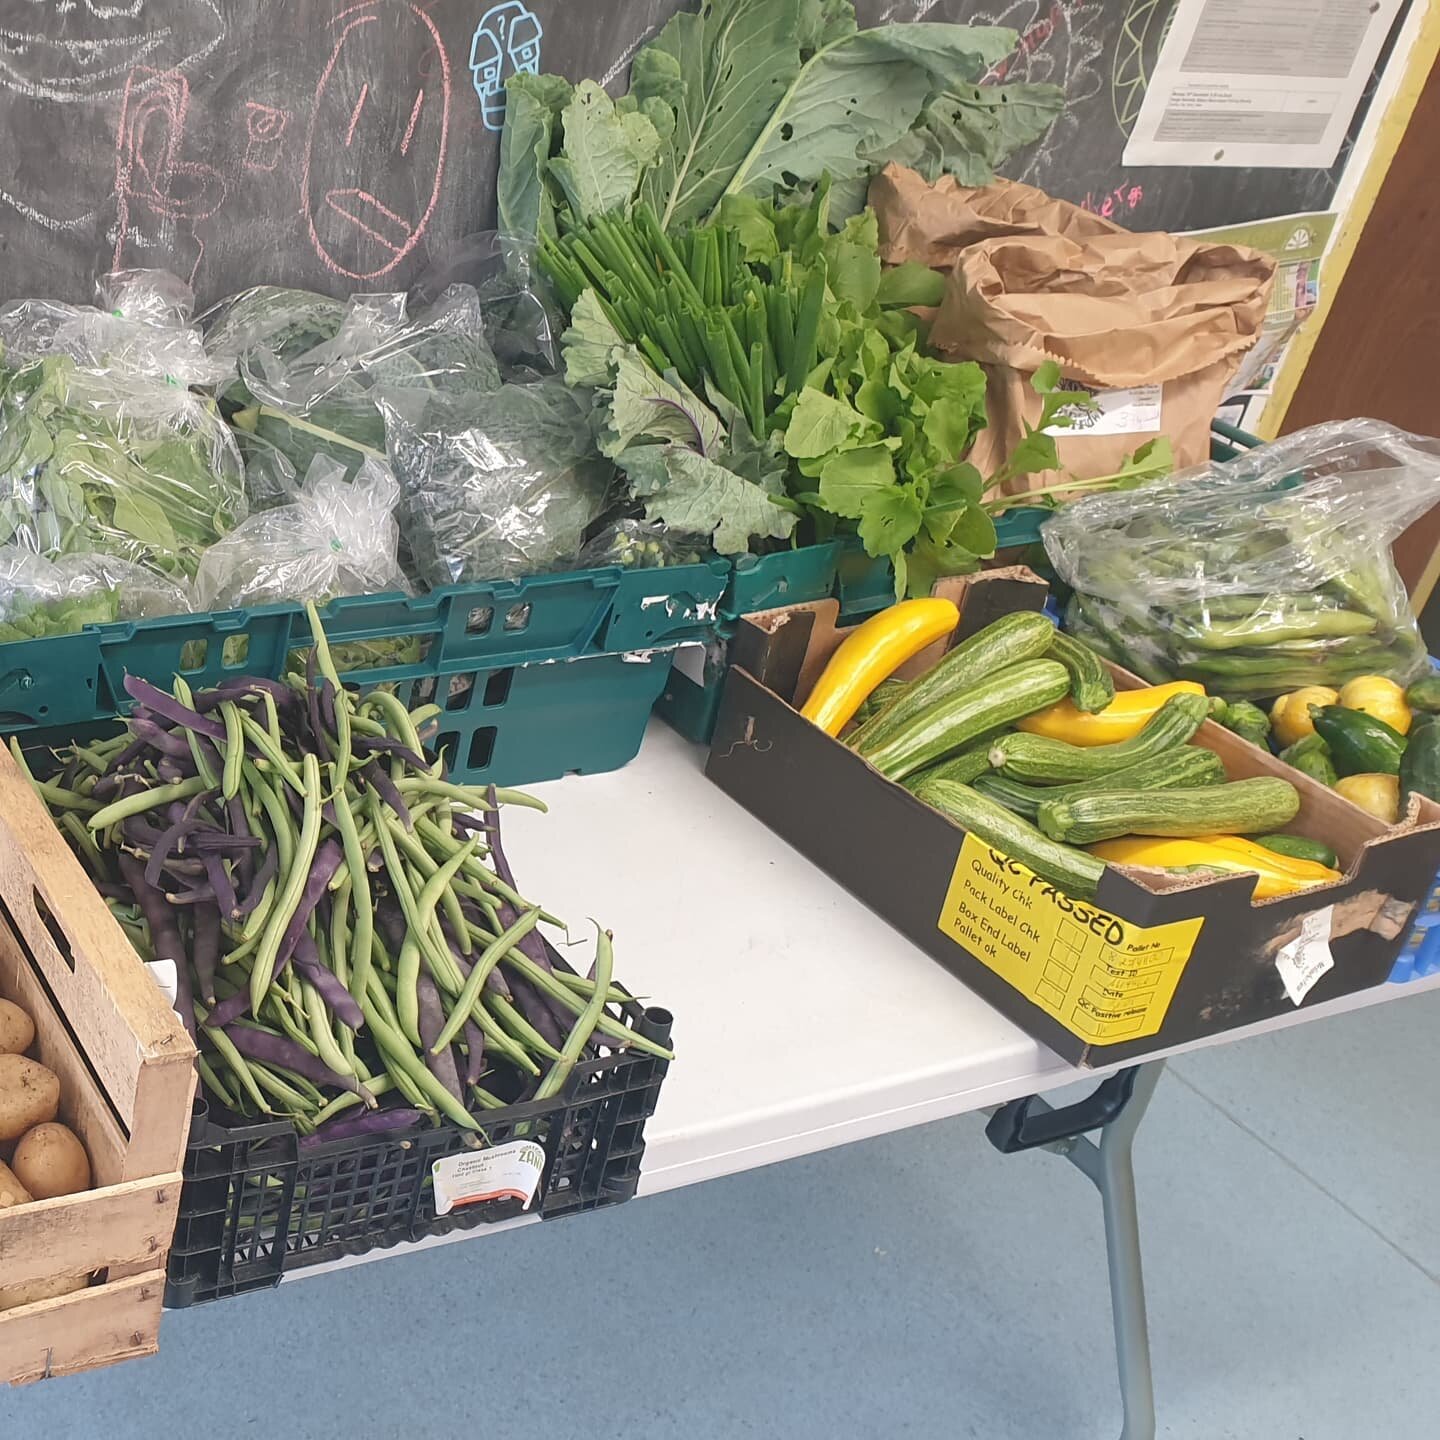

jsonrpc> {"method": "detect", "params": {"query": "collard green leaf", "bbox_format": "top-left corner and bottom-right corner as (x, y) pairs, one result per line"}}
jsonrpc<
(858, 485), (924, 559)
(497, 73), (573, 248)
(876, 262), (947, 310)
(721, 24), (1017, 211)
(798, 0), (858, 53)
(620, 444), (796, 555)
(561, 289), (625, 388)
(817, 445), (894, 518)
(603, 349), (725, 458)
(636, 0), (803, 230)
(783, 387), (868, 459)
(549, 81), (663, 223)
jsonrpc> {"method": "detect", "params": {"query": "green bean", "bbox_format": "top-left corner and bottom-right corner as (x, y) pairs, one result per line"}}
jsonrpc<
(249, 1062), (318, 1114)
(384, 821), (471, 952)
(433, 906), (541, 1052)
(263, 991), (320, 1056)
(310, 1090), (364, 1128)
(60, 810), (106, 871)
(10, 739), (102, 812)
(243, 763), (294, 874)
(306, 601), (352, 787)
(87, 776), (207, 831)
(488, 992), (562, 1060)
(470, 1084), (506, 1110)
(171, 676), (222, 789)
(329, 780), (374, 1002)
(219, 701), (244, 800)
(249, 752), (322, 1012)
(303, 980), (356, 1086)
(238, 713), (304, 794)
(534, 925), (615, 1101)
(197, 1053), (239, 1111)
(200, 1020), (271, 1114)
(362, 987), (479, 1131)
(394, 776), (546, 814)
(356, 688), (427, 756)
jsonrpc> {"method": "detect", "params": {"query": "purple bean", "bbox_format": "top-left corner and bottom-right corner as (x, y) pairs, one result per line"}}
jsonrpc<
(298, 1107), (426, 1148)
(305, 651), (331, 762)
(233, 843), (278, 917)
(124, 675), (227, 738)
(508, 972), (565, 1049)
(192, 677), (298, 713)
(117, 852), (196, 1042)
(364, 762), (413, 830)
(156, 759), (187, 784)
(144, 815), (203, 889)
(463, 1020), (486, 1084)
(275, 838), (344, 968)
(354, 735), (429, 769)
(485, 788), (553, 975)
(204, 853), (238, 919)
(222, 1022), (369, 1098)
(291, 933), (364, 1030)
(165, 884), (216, 905)
(227, 796), (255, 888)
(205, 987), (250, 1028)
(130, 717), (193, 758)
(320, 680), (340, 748)
(192, 902), (221, 1005)
(189, 830), (262, 852)
(416, 973), (466, 1106)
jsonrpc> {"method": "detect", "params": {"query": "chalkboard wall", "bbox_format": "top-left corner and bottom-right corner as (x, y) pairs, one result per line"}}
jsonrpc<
(0, 0), (1409, 307)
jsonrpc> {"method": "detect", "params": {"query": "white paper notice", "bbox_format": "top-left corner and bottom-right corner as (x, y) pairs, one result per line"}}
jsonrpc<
(1124, 0), (1404, 169)
(146, 958), (179, 1009)
(1046, 385), (1163, 438)
(432, 1140), (546, 1215)
(1274, 904), (1336, 1006)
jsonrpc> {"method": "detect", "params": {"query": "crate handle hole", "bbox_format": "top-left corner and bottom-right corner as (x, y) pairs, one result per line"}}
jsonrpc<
(466, 605), (494, 636)
(481, 668), (513, 708)
(180, 638), (208, 672)
(503, 602), (531, 633)
(445, 674), (475, 712)
(221, 635), (250, 669)
(467, 726), (497, 772)
(33, 886), (76, 973)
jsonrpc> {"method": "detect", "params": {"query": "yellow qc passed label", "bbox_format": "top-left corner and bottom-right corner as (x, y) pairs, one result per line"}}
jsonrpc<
(937, 833), (1204, 1043)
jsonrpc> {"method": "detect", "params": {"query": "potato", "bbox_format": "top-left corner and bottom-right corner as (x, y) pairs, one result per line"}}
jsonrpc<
(0, 1055), (59, 1141)
(0, 1158), (32, 1208)
(0, 998), (34, 1056)
(0, 1272), (90, 1313)
(10, 1123), (91, 1200)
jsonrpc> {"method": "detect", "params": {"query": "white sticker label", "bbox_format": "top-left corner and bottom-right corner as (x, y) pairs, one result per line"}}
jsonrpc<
(1275, 904), (1335, 1006)
(145, 959), (179, 1009)
(432, 1139), (546, 1215)
(1046, 384), (1163, 438)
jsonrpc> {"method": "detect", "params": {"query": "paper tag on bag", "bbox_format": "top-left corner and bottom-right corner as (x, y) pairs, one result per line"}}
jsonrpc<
(1046, 383), (1163, 438)
(432, 1140), (546, 1216)
(1274, 905), (1335, 1006)
(145, 958), (179, 1009)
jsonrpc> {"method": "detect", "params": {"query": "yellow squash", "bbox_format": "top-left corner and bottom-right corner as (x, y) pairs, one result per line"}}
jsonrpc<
(1338, 675), (1411, 736)
(800, 597), (959, 736)
(1269, 686), (1339, 747)
(1015, 681), (1205, 747)
(1090, 834), (1341, 898)
(1334, 772), (1400, 823)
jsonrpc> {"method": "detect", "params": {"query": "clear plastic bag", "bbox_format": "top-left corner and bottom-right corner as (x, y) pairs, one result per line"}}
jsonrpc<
(408, 232), (561, 380)
(203, 285), (502, 489)
(193, 455), (410, 611)
(1043, 419), (1440, 700)
(384, 378), (613, 587)
(0, 355), (247, 585)
(577, 518), (706, 570)
(0, 270), (219, 389)
(0, 545), (191, 643)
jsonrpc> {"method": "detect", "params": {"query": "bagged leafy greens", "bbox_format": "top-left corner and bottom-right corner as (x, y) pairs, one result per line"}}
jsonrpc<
(577, 517), (706, 570)
(383, 378), (612, 586)
(203, 284), (503, 494)
(1044, 420), (1439, 701)
(0, 547), (192, 643)
(193, 455), (409, 611)
(0, 353), (246, 586)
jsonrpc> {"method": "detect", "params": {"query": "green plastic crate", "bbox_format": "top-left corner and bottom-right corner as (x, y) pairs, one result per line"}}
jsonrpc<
(658, 424), (1263, 745)
(2, 562), (727, 786)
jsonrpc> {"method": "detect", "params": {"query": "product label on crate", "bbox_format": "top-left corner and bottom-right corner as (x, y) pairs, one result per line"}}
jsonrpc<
(1274, 905), (1335, 1006)
(145, 959), (179, 1010)
(937, 834), (1203, 1044)
(432, 1140), (546, 1216)
(1044, 383), (1163, 438)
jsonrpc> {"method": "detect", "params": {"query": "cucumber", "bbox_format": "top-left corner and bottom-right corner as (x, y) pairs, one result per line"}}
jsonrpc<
(1309, 705), (1406, 777)
(1404, 675), (1440, 715)
(1278, 733), (1338, 787)
(1399, 716), (1440, 806)
(972, 746), (1227, 821)
(1037, 777), (1301, 845)
(910, 777), (1105, 900)
(865, 659), (1070, 782)
(1254, 833), (1339, 869)
(852, 611), (1055, 755)
(1046, 628), (1115, 714)
(903, 743), (995, 790)
(988, 692), (1209, 784)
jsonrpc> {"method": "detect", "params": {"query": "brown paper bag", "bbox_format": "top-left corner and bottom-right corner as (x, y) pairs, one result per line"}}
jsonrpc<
(870, 166), (1276, 498)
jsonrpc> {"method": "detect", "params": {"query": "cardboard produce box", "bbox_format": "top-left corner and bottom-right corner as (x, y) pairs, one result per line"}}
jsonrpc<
(705, 573), (1440, 1067)
(0, 747), (196, 1385)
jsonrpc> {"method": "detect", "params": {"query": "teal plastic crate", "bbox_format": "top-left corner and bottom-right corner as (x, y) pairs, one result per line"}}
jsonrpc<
(659, 425), (1264, 744)
(3, 561), (727, 787)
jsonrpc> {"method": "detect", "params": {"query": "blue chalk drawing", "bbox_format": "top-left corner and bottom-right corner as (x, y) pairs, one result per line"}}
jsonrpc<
(471, 2), (543, 131)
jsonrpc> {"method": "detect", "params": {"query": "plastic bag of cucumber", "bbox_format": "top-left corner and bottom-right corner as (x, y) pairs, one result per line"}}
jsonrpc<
(802, 600), (1344, 904)
(1043, 419), (1439, 702)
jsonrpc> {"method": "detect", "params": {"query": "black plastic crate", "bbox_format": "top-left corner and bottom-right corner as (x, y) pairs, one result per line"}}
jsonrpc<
(165, 1002), (673, 1306)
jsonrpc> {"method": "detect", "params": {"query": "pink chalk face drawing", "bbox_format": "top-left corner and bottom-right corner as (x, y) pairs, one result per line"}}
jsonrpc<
(470, 2), (543, 131)
(243, 102), (291, 173)
(301, 0), (452, 283)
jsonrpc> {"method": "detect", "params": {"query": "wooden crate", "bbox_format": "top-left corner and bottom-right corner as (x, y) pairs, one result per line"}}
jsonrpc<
(0, 747), (196, 1385)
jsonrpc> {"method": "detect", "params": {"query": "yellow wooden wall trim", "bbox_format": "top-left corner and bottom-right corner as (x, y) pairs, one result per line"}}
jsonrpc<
(1259, 0), (1440, 440)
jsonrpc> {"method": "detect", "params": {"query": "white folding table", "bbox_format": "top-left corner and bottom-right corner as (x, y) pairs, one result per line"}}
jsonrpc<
(297, 722), (1440, 1440)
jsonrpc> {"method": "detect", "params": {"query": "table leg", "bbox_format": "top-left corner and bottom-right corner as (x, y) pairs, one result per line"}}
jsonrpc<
(985, 1060), (1167, 1440)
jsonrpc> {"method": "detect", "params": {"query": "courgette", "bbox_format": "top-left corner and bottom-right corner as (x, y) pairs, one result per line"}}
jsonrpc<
(865, 659), (1070, 782)
(904, 743), (996, 790)
(1404, 674), (1440, 715)
(1278, 733), (1338, 787)
(1218, 700), (1270, 747)
(1399, 715), (1440, 806)
(1046, 628), (1115, 714)
(972, 746), (1226, 821)
(1309, 705), (1406, 777)
(1037, 777), (1301, 845)
(853, 611), (1055, 755)
(988, 692), (1209, 785)
(1254, 833), (1339, 869)
(909, 777), (1105, 900)
(850, 677), (909, 731)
